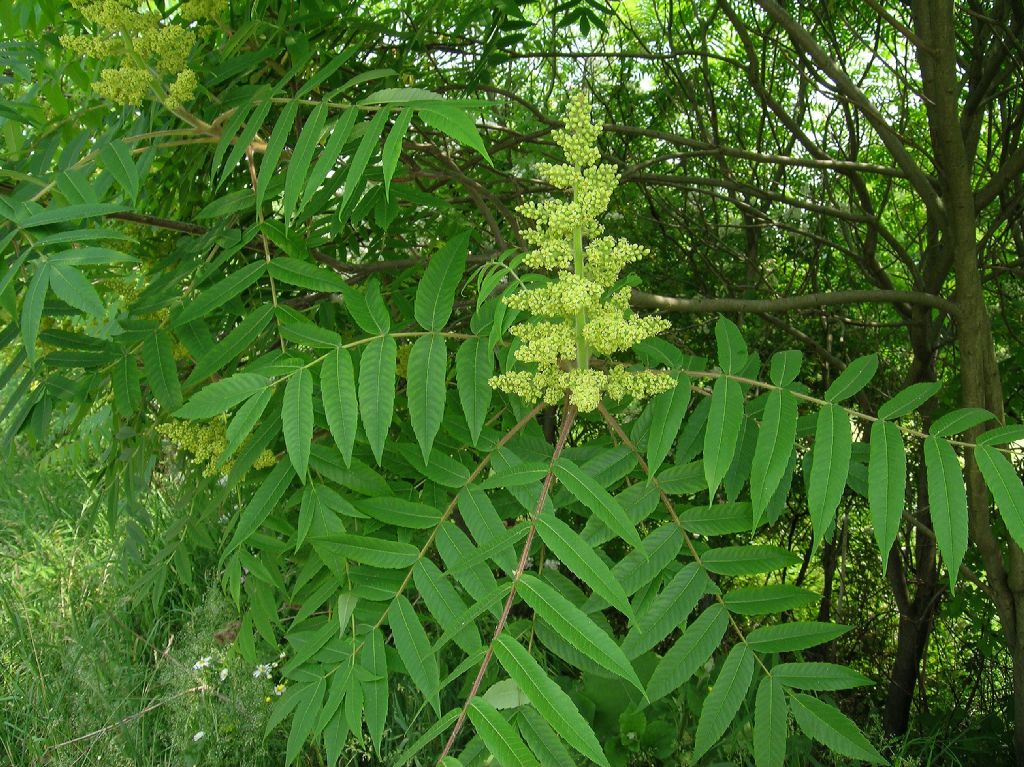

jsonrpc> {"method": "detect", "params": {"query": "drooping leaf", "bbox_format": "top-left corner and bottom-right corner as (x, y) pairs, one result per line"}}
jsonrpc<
(415, 231), (470, 331)
(808, 404), (852, 550)
(701, 545), (800, 576)
(185, 303), (275, 386)
(299, 107), (358, 213)
(225, 460), (294, 553)
(100, 141), (140, 199)
(358, 497), (441, 528)
(340, 106), (390, 212)
(746, 622), (850, 653)
(358, 335), (397, 464)
(256, 100), (298, 209)
(175, 373), (269, 419)
(535, 514), (634, 620)
(868, 419), (905, 571)
(283, 368), (314, 480)
(693, 643), (755, 760)
(823, 354), (877, 402)
(268, 257), (348, 292)
(789, 693), (887, 764)
(407, 333), (448, 461)
(929, 407), (995, 437)
(173, 261), (266, 327)
(20, 263), (49, 362)
(283, 103), (328, 224)
(754, 676), (787, 767)
(418, 104), (492, 165)
(48, 263), (104, 316)
(493, 634), (609, 766)
(382, 107), (414, 197)
(554, 458), (642, 548)
(142, 328), (183, 411)
(517, 574), (643, 693)
(312, 533), (419, 569)
(645, 373), (690, 477)
(924, 436), (968, 589)
(389, 596), (441, 714)
(976, 444), (1024, 550)
(772, 662), (873, 691)
(321, 347), (358, 466)
(621, 562), (711, 659)
(361, 627), (388, 754)
(704, 376), (744, 498)
(877, 381), (941, 420)
(647, 603), (729, 702)
(455, 337), (492, 445)
(467, 697), (539, 767)
(286, 677), (326, 765)
(714, 316), (747, 373)
(724, 584), (819, 615)
(751, 389), (798, 518)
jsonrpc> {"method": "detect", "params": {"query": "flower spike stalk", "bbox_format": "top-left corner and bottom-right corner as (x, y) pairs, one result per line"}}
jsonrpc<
(489, 93), (674, 412)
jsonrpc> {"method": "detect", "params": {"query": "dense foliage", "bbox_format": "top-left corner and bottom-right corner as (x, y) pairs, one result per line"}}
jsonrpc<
(2, 0), (1023, 765)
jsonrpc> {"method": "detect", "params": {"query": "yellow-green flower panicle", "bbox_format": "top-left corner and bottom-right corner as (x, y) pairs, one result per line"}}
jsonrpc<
(157, 420), (275, 478)
(488, 92), (673, 412)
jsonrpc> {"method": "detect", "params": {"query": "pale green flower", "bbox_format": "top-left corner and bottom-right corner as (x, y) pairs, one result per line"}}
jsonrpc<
(489, 93), (673, 411)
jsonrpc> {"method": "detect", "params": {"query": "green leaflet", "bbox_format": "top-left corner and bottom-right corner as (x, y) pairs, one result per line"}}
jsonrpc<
(823, 354), (877, 402)
(868, 419), (905, 572)
(701, 545), (800, 576)
(382, 107), (413, 197)
(621, 562), (710, 659)
(647, 603), (728, 702)
(299, 107), (358, 214)
(389, 708), (461, 767)
(361, 628), (388, 755)
(788, 693), (887, 764)
(769, 349), (802, 386)
(680, 502), (754, 536)
(20, 202), (128, 228)
(455, 337), (492, 445)
(256, 99), (299, 208)
(877, 381), (941, 420)
(458, 487), (517, 574)
(418, 104), (492, 165)
(268, 257), (348, 292)
(704, 376), (743, 498)
(48, 263), (103, 316)
(357, 496), (440, 528)
(723, 584), (818, 615)
(99, 141), (140, 199)
(111, 354), (142, 416)
(358, 335), (397, 465)
(554, 458), (642, 548)
(185, 303), (275, 386)
(467, 697), (538, 767)
(606, 523), (683, 598)
(746, 622), (850, 653)
(175, 373), (269, 419)
(320, 347), (358, 466)
(389, 595), (441, 715)
(218, 99), (274, 191)
(142, 328), (183, 411)
(517, 574), (643, 693)
(929, 407), (995, 437)
(415, 231), (470, 331)
(414, 559), (480, 653)
(924, 436), (968, 589)
(517, 706), (579, 767)
(20, 263), (48, 363)
(751, 389), (797, 519)
(339, 106), (390, 212)
(645, 372), (690, 477)
(173, 261), (266, 328)
(693, 643), (755, 760)
(407, 333), (448, 462)
(285, 676), (326, 765)
(772, 662), (873, 691)
(714, 316), (747, 373)
(225, 460), (295, 553)
(283, 102), (328, 225)
(225, 386), (275, 460)
(808, 404), (852, 550)
(754, 676), (787, 767)
(975, 444), (1024, 550)
(311, 533), (419, 569)
(283, 368), (314, 480)
(977, 424), (1024, 446)
(493, 634), (609, 767)
(535, 513), (635, 620)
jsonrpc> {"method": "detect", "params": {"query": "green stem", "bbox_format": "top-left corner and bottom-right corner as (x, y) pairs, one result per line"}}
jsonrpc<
(573, 225), (589, 368)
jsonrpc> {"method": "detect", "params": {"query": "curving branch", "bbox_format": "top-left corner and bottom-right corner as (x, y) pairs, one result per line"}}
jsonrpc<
(631, 288), (959, 316)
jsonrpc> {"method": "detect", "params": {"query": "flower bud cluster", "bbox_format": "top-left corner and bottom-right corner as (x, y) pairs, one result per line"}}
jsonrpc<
(489, 93), (673, 412)
(157, 419), (275, 478)
(61, 0), (223, 109)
